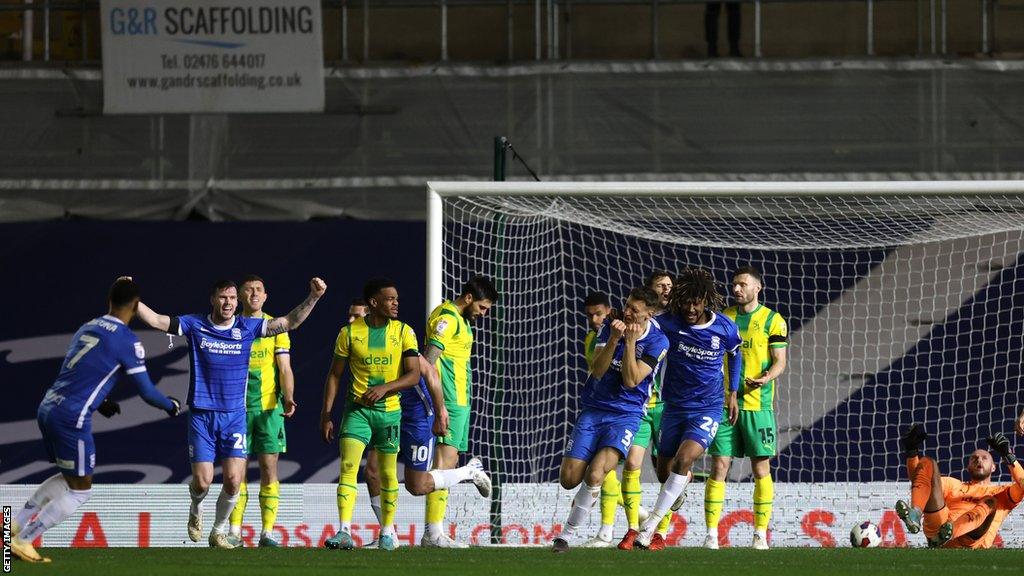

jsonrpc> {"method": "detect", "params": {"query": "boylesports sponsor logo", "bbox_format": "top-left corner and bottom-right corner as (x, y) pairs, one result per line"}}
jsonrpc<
(199, 338), (244, 355)
(676, 343), (723, 359)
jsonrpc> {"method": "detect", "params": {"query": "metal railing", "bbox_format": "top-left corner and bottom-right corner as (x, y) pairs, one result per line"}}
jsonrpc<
(0, 0), (1013, 63)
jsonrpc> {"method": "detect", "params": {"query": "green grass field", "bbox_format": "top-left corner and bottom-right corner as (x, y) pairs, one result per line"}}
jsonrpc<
(11, 547), (1024, 576)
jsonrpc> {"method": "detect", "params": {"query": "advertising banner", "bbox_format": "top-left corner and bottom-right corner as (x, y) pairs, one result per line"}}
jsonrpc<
(2, 483), (1021, 548)
(101, 0), (324, 113)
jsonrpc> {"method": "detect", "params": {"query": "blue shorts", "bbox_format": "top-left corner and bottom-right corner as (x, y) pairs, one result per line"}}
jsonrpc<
(658, 405), (722, 456)
(400, 406), (436, 472)
(38, 409), (94, 477)
(565, 408), (641, 462)
(188, 409), (247, 463)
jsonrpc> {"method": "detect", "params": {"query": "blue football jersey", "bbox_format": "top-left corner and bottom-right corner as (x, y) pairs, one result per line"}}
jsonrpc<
(658, 312), (742, 411)
(39, 316), (152, 429)
(580, 319), (669, 415)
(176, 314), (266, 411)
(400, 376), (434, 419)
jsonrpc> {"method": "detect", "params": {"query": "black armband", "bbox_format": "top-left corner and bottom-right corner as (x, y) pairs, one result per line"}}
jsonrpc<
(402, 349), (419, 358)
(768, 335), (787, 344)
(167, 316), (180, 335)
(641, 355), (659, 370)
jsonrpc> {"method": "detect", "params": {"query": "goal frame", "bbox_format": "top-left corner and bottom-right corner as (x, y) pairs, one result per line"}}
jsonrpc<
(426, 180), (1024, 318)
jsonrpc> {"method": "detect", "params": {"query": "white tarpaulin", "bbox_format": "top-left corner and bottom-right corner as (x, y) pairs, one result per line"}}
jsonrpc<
(100, 0), (324, 114)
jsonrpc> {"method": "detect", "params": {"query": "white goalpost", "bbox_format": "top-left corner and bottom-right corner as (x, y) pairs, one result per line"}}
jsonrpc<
(426, 180), (1024, 547)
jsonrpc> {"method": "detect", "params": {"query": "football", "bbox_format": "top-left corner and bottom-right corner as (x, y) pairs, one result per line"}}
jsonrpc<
(850, 521), (882, 548)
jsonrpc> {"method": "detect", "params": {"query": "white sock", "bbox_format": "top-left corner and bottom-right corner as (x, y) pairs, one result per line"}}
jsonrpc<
(370, 495), (383, 525)
(426, 522), (443, 536)
(565, 483), (601, 531)
(341, 521), (352, 533)
(212, 489), (239, 534)
(756, 528), (767, 538)
(427, 466), (474, 490)
(230, 525), (242, 537)
(15, 474), (69, 528)
(644, 472), (691, 533)
(381, 525), (397, 539)
(598, 523), (614, 541)
(17, 488), (91, 543)
(189, 484), (209, 516)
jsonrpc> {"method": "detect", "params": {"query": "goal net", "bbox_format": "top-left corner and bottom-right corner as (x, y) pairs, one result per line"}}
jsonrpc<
(427, 181), (1024, 546)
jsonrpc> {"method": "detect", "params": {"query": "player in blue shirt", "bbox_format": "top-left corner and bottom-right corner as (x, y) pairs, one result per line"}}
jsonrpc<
(136, 276), (326, 549)
(551, 287), (669, 553)
(635, 267), (743, 549)
(10, 279), (180, 564)
(399, 358), (491, 500)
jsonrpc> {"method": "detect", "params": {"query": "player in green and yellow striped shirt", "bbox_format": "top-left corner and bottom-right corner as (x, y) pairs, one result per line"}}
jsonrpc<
(228, 275), (294, 547)
(319, 278), (421, 551)
(704, 266), (788, 550)
(584, 292), (612, 370)
(421, 275), (499, 548)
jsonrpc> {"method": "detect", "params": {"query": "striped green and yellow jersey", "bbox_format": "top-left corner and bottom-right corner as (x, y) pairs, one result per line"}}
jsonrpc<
(427, 300), (473, 408)
(723, 304), (788, 411)
(584, 329), (599, 370)
(334, 317), (418, 412)
(246, 312), (290, 412)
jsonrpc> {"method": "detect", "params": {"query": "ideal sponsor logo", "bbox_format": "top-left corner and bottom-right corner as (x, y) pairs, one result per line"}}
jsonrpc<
(361, 355), (392, 366)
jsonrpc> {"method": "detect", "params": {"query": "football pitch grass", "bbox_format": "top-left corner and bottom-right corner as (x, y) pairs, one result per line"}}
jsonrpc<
(12, 547), (1024, 576)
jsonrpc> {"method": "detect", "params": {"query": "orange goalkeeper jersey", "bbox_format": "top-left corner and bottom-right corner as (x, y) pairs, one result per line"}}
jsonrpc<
(940, 462), (1024, 549)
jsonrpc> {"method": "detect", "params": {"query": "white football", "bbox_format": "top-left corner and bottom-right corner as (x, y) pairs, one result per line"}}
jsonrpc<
(850, 521), (882, 548)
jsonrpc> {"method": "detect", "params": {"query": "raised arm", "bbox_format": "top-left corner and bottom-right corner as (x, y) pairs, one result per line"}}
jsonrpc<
(136, 301), (172, 333)
(265, 277), (327, 337)
(320, 356), (346, 443)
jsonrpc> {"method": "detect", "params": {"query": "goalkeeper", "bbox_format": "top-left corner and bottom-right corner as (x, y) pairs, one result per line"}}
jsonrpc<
(896, 424), (1024, 548)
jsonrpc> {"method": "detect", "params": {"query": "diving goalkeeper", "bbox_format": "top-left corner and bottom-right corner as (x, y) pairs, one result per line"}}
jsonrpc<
(896, 424), (1024, 548)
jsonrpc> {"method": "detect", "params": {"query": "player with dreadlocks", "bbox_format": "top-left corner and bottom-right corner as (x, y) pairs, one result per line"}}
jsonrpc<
(625, 267), (743, 550)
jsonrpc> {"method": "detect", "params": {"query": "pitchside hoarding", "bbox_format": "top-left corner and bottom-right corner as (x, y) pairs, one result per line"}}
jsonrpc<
(100, 0), (325, 114)
(2, 483), (1022, 548)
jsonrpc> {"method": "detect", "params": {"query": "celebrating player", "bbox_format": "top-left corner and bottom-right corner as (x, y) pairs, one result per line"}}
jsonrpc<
(422, 275), (499, 548)
(618, 270), (674, 547)
(136, 276), (326, 549)
(320, 278), (419, 551)
(704, 266), (788, 550)
(896, 424), (1024, 548)
(552, 287), (669, 552)
(227, 275), (296, 547)
(626, 267), (742, 550)
(10, 278), (180, 564)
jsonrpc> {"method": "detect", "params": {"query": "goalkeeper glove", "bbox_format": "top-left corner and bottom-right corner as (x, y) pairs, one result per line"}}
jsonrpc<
(986, 432), (1017, 464)
(97, 399), (121, 418)
(901, 423), (927, 457)
(166, 397), (181, 418)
